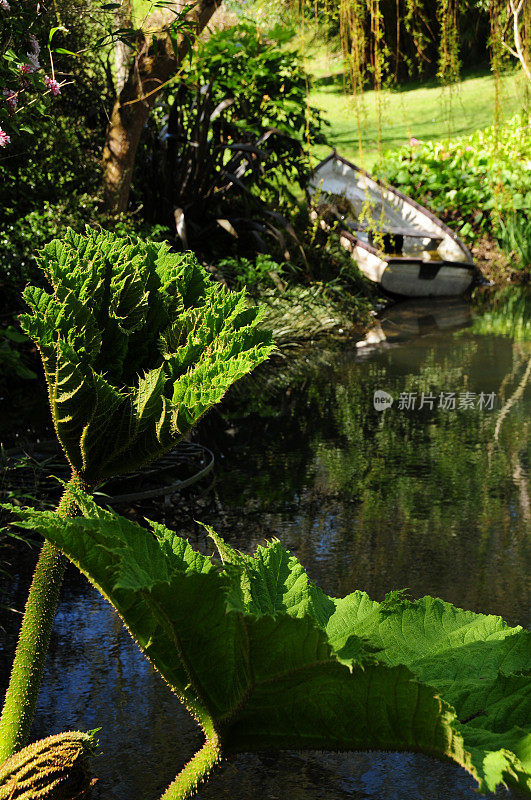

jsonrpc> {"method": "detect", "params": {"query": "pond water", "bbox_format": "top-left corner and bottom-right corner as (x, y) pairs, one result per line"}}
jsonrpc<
(1, 286), (529, 800)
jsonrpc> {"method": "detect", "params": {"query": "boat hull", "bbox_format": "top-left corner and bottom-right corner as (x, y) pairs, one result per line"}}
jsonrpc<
(381, 260), (474, 297)
(339, 234), (474, 297)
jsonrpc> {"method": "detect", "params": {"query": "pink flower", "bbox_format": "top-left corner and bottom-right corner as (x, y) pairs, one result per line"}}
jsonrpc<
(44, 75), (61, 96)
(0, 127), (11, 147)
(18, 64), (32, 75)
(3, 88), (17, 111)
(0, 0), (11, 11)
(409, 137), (420, 147)
(465, 145), (473, 152)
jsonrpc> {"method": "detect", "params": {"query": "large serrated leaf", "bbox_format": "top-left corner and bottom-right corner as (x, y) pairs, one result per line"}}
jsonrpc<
(19, 228), (274, 484)
(7, 495), (530, 795)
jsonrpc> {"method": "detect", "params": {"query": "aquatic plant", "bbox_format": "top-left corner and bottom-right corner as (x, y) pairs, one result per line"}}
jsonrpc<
(5, 490), (530, 800)
(0, 227), (274, 759)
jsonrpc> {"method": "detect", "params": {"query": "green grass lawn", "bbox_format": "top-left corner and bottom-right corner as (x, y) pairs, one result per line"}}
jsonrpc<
(306, 52), (528, 171)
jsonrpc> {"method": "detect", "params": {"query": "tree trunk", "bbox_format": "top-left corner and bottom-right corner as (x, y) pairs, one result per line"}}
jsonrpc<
(102, 0), (222, 214)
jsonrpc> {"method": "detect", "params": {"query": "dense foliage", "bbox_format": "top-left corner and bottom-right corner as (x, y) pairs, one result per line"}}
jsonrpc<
(135, 23), (326, 254)
(0, 1), (113, 318)
(216, 253), (294, 292)
(378, 114), (531, 262)
(213, 227), (375, 343)
(496, 211), (531, 269)
(191, 22), (324, 149)
(0, 2), (65, 146)
(6, 490), (531, 798)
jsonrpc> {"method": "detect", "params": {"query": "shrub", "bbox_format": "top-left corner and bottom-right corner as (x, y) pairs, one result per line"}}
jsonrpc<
(215, 254), (292, 292)
(134, 23), (327, 257)
(0, 194), (170, 317)
(213, 233), (375, 345)
(190, 22), (325, 159)
(377, 114), (531, 243)
(0, 0), (115, 316)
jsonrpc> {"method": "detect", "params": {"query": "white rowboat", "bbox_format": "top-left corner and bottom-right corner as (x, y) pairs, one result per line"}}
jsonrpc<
(309, 152), (475, 297)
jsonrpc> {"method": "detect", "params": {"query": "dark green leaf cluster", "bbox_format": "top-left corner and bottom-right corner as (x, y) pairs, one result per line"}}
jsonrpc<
(6, 492), (531, 796)
(135, 23), (328, 257)
(19, 228), (274, 484)
(190, 23), (326, 149)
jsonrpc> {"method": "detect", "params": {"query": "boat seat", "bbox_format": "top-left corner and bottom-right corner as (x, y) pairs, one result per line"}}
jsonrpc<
(378, 227), (442, 243)
(346, 219), (443, 243)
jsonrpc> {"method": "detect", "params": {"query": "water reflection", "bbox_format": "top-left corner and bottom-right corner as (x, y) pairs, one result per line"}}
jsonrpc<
(355, 296), (472, 350)
(193, 289), (529, 627)
(1, 287), (529, 800)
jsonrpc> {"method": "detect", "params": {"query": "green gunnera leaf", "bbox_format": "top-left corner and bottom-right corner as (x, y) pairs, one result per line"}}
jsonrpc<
(19, 228), (274, 484)
(7, 493), (531, 796)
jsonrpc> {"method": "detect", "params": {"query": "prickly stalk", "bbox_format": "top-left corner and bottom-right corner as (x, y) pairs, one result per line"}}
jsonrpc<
(159, 735), (222, 800)
(0, 476), (88, 761)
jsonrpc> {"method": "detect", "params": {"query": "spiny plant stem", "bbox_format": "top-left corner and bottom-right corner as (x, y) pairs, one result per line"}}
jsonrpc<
(0, 475), (88, 761)
(159, 735), (222, 800)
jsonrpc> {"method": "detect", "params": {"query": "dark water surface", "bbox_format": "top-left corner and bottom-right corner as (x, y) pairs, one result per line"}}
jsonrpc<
(1, 287), (529, 800)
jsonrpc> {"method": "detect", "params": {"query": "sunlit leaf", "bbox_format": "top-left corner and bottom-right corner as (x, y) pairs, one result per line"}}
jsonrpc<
(7, 495), (530, 796)
(19, 228), (274, 484)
